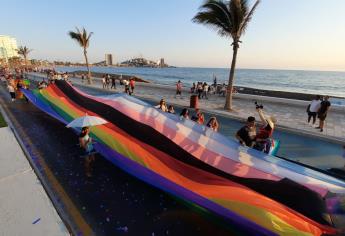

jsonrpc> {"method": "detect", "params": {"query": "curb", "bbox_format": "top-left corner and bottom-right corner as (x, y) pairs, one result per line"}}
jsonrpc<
(0, 89), (74, 235)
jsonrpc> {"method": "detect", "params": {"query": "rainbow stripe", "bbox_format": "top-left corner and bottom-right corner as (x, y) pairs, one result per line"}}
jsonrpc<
(22, 81), (341, 235)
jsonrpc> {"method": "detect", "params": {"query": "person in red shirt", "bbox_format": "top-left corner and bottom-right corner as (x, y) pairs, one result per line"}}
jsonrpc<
(129, 77), (135, 94)
(254, 107), (277, 153)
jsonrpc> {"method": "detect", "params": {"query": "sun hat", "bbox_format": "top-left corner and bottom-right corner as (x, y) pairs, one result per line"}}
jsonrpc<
(266, 116), (277, 129)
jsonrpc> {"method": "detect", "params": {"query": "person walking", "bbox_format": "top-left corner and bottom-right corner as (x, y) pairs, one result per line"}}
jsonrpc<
(202, 82), (209, 99)
(111, 76), (116, 89)
(123, 79), (130, 95)
(307, 95), (321, 126)
(129, 77), (135, 94)
(175, 80), (182, 98)
(7, 83), (16, 102)
(213, 74), (217, 87)
(316, 96), (331, 132)
(102, 74), (106, 89)
(197, 82), (203, 99)
(105, 74), (110, 89)
(79, 127), (95, 178)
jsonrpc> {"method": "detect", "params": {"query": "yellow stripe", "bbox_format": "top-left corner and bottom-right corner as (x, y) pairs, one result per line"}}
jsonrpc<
(212, 198), (314, 236)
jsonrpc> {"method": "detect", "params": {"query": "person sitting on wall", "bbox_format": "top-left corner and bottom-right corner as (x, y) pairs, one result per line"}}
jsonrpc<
(236, 116), (256, 147)
(180, 108), (190, 120)
(191, 109), (204, 125)
(167, 105), (175, 114)
(155, 99), (168, 112)
(206, 116), (219, 132)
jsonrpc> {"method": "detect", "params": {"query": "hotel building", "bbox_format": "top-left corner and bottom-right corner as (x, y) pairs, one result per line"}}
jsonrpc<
(0, 35), (18, 61)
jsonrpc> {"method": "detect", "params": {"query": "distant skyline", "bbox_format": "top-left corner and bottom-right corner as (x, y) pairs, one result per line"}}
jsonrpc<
(1, 0), (345, 71)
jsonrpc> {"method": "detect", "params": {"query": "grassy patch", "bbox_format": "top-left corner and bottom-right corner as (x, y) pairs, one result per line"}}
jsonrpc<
(0, 110), (7, 127)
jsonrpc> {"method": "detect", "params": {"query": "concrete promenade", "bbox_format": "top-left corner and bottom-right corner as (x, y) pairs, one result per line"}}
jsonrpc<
(29, 72), (345, 143)
(0, 113), (69, 235)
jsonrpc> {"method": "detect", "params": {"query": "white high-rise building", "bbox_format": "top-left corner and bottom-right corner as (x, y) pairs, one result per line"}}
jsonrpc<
(0, 35), (18, 61)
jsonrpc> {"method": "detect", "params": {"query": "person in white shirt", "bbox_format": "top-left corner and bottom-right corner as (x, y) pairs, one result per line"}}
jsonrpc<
(7, 83), (16, 102)
(307, 95), (321, 125)
(202, 82), (209, 99)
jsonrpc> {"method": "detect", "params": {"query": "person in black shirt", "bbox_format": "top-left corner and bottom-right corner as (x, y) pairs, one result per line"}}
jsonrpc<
(316, 96), (331, 132)
(236, 116), (256, 147)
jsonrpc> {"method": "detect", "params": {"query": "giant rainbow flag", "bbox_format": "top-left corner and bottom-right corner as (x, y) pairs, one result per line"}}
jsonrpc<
(22, 81), (345, 235)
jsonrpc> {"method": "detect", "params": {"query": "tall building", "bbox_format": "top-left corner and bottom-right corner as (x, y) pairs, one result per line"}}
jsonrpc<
(159, 58), (165, 67)
(105, 54), (113, 66)
(0, 35), (18, 61)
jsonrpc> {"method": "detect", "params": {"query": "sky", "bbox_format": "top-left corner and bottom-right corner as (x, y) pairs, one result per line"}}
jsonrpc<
(1, 0), (345, 71)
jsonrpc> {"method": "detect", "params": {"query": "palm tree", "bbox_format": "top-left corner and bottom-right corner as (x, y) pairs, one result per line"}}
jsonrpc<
(193, 0), (260, 110)
(16, 46), (32, 66)
(68, 27), (93, 84)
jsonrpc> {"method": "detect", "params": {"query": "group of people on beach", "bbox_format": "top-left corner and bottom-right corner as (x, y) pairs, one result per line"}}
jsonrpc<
(102, 74), (117, 90)
(307, 95), (331, 132)
(101, 74), (136, 95)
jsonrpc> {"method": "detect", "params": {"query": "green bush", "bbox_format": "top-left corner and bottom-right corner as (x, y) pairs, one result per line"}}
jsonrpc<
(0, 111), (7, 127)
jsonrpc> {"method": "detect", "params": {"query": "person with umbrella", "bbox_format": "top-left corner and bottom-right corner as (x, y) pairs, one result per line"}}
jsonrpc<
(79, 127), (95, 177)
(67, 114), (107, 177)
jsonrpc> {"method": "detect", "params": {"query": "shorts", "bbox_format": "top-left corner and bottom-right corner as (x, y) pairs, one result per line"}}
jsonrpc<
(176, 90), (181, 95)
(318, 113), (327, 121)
(83, 145), (94, 156)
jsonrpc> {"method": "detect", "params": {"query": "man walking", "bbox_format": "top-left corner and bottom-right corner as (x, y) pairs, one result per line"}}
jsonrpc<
(307, 95), (321, 126)
(111, 76), (116, 89)
(316, 96), (331, 132)
(175, 80), (182, 98)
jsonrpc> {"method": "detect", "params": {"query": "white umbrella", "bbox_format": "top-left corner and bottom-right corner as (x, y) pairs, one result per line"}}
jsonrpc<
(66, 114), (108, 128)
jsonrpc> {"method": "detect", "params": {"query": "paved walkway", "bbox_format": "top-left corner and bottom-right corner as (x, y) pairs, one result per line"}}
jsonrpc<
(29, 73), (345, 143)
(0, 115), (69, 235)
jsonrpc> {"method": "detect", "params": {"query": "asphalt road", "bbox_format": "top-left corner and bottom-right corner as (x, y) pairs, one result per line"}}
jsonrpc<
(0, 84), (242, 235)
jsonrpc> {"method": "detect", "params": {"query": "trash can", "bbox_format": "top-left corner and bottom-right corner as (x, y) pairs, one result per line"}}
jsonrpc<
(190, 95), (198, 109)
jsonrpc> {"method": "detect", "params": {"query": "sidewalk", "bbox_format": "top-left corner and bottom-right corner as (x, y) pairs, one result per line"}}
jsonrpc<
(29, 73), (345, 143)
(0, 112), (68, 235)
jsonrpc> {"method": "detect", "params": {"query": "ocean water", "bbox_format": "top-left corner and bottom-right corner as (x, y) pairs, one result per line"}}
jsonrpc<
(56, 66), (345, 99)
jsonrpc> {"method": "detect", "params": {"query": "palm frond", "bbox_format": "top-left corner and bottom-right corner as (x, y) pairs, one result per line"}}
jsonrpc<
(68, 27), (93, 48)
(239, 0), (260, 35)
(16, 46), (32, 57)
(228, 0), (246, 38)
(192, 1), (232, 38)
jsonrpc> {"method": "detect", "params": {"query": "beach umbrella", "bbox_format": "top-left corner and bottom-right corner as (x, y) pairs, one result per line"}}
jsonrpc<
(66, 114), (108, 128)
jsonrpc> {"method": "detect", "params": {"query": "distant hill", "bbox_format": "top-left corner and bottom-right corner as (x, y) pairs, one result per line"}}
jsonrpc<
(120, 57), (168, 68)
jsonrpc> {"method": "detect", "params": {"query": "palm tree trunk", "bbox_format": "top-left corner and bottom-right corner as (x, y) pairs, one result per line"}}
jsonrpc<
(84, 49), (92, 84)
(224, 42), (239, 111)
(24, 55), (27, 67)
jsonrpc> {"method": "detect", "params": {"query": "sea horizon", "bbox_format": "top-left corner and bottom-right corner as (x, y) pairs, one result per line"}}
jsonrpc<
(56, 66), (345, 99)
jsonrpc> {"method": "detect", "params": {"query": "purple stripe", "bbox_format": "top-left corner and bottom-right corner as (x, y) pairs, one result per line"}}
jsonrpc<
(93, 142), (276, 236)
(21, 89), (67, 124)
